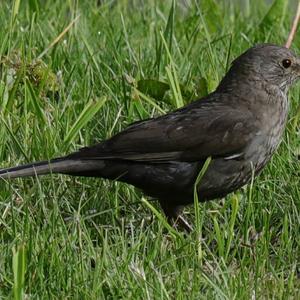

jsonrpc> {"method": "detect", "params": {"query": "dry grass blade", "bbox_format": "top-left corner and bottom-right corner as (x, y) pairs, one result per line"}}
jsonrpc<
(285, 1), (300, 48)
(37, 15), (80, 59)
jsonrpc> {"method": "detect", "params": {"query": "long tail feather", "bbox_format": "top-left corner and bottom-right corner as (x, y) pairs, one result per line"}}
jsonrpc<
(0, 158), (105, 179)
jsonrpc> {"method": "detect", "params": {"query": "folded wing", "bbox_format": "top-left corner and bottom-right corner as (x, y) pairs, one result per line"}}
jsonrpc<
(68, 95), (258, 163)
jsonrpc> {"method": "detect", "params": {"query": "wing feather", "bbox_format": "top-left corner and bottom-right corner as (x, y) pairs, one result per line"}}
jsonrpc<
(68, 94), (258, 162)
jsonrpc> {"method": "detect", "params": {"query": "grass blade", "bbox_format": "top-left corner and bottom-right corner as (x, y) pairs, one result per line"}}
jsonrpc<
(12, 244), (26, 300)
(193, 157), (212, 262)
(26, 80), (47, 125)
(225, 194), (239, 259)
(63, 96), (107, 149)
(141, 197), (183, 240)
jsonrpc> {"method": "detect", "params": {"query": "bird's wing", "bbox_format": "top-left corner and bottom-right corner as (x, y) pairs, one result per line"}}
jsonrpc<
(69, 96), (258, 162)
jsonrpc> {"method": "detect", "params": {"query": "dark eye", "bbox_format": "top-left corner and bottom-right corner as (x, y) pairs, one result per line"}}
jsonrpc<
(282, 59), (292, 68)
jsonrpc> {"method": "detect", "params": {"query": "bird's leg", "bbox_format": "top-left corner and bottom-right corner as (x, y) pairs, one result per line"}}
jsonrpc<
(176, 215), (193, 233)
(159, 201), (193, 233)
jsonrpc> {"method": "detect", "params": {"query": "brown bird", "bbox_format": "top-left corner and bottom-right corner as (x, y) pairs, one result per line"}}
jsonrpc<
(0, 44), (299, 230)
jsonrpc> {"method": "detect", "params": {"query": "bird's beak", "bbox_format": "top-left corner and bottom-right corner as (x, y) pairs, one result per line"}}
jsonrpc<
(295, 57), (300, 76)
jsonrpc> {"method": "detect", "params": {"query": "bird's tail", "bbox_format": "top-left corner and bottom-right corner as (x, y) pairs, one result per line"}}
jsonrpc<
(0, 157), (105, 180)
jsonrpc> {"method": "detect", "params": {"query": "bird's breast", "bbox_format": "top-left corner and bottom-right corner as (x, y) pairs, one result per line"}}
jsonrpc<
(248, 91), (289, 173)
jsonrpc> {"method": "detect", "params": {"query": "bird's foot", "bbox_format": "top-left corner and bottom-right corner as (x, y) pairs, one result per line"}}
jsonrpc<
(171, 215), (193, 233)
(159, 201), (193, 233)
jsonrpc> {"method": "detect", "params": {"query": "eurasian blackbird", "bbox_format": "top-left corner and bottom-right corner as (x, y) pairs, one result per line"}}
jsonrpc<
(1, 44), (299, 230)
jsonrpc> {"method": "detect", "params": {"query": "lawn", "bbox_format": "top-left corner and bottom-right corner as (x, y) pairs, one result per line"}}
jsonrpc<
(0, 0), (299, 298)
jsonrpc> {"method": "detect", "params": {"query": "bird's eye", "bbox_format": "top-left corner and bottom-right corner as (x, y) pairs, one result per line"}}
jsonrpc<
(282, 59), (292, 68)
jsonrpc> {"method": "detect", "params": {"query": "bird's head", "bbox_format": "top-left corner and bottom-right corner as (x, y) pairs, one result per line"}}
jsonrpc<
(218, 44), (300, 93)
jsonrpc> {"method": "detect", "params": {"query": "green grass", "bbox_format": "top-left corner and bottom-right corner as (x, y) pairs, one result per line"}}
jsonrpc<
(0, 0), (299, 298)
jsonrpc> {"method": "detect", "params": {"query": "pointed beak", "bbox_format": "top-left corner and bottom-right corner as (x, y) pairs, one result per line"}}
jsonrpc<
(295, 57), (300, 76)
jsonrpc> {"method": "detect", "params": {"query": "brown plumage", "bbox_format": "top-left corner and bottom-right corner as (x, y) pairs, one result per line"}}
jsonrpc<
(1, 44), (299, 230)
